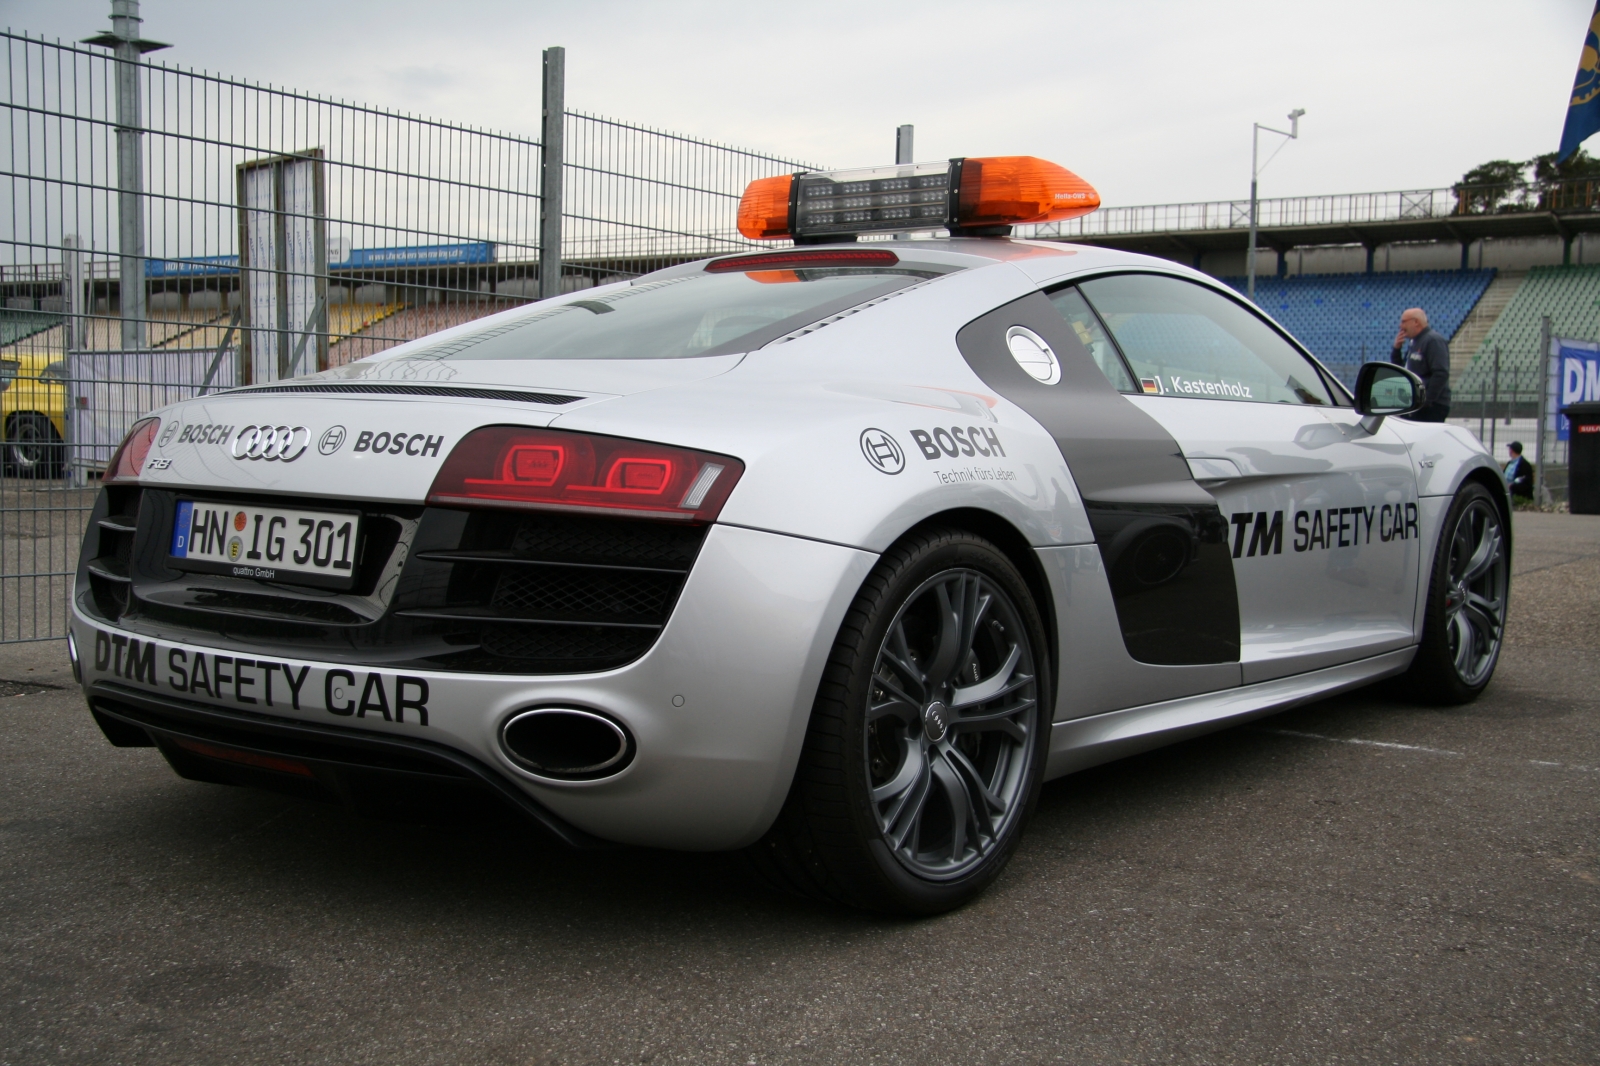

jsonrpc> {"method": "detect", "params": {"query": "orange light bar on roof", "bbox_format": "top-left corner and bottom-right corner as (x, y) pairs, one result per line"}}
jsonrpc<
(957, 156), (1100, 227)
(737, 175), (794, 240)
(734, 156), (1099, 242)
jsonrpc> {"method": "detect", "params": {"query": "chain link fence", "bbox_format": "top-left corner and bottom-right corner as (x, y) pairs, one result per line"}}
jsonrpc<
(0, 22), (815, 643)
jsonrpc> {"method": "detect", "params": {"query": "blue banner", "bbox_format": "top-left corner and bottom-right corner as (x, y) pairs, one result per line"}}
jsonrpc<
(1559, 3), (1600, 162)
(337, 242), (495, 268)
(144, 242), (497, 276)
(146, 254), (239, 277)
(1557, 338), (1600, 440)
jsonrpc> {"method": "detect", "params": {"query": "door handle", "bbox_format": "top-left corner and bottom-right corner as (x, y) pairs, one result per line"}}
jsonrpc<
(1187, 456), (1244, 480)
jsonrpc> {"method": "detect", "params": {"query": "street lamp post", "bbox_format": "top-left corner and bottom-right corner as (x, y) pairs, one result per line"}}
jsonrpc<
(1247, 108), (1305, 302)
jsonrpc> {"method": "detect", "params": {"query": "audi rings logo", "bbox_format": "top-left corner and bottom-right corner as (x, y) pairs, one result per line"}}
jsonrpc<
(230, 425), (311, 462)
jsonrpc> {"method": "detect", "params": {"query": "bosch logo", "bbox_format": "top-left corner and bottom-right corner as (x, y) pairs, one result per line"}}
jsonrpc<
(319, 425), (347, 455)
(230, 425), (311, 462)
(859, 428), (905, 475)
(353, 430), (444, 458)
(157, 421), (178, 448)
(176, 423), (235, 445)
(910, 425), (1005, 460)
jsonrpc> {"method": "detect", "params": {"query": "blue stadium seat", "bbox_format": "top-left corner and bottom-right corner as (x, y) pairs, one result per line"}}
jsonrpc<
(1218, 270), (1496, 388)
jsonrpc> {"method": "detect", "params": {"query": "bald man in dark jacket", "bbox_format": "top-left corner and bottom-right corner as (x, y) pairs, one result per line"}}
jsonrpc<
(1391, 307), (1451, 422)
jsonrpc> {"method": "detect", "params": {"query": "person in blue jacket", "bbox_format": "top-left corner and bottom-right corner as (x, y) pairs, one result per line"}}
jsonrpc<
(1504, 441), (1534, 504)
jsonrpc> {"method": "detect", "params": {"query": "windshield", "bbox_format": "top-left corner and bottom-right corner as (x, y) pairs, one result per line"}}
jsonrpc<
(393, 268), (938, 362)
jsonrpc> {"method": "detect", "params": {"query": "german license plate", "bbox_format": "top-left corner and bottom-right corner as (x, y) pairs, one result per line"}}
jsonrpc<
(170, 500), (360, 589)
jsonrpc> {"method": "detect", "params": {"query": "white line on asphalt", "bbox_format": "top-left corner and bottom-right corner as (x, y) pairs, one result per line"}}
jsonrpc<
(1530, 760), (1600, 773)
(1259, 728), (1600, 773)
(1260, 728), (1464, 756)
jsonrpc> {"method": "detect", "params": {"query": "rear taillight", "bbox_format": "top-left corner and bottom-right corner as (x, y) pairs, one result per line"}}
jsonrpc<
(426, 426), (743, 522)
(105, 417), (160, 481)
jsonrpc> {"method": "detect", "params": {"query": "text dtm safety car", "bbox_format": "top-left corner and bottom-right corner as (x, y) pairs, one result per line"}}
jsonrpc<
(72, 155), (1509, 914)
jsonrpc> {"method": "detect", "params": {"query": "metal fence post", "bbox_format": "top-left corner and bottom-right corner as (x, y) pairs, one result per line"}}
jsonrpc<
(539, 46), (565, 300)
(1489, 346), (1500, 455)
(62, 235), (84, 351)
(83, 0), (167, 350)
(1535, 316), (1553, 507)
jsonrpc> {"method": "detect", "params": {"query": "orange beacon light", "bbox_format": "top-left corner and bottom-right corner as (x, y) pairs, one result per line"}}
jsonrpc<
(735, 156), (1099, 242)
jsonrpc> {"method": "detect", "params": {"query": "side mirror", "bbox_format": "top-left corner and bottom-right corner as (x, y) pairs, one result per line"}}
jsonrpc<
(1353, 362), (1424, 430)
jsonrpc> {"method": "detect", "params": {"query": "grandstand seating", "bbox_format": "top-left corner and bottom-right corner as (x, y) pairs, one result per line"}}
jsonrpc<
(1456, 265), (1600, 400)
(1218, 271), (1495, 387)
(0, 309), (63, 348)
(328, 302), (502, 366)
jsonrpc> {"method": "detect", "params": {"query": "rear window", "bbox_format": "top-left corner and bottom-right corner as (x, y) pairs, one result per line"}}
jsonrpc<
(394, 268), (940, 362)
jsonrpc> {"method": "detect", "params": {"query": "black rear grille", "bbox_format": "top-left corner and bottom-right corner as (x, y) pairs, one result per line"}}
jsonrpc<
(77, 490), (709, 675)
(489, 566), (678, 620)
(508, 513), (704, 567)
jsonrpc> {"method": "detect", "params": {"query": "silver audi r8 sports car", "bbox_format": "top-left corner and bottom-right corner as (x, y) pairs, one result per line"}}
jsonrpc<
(71, 157), (1510, 914)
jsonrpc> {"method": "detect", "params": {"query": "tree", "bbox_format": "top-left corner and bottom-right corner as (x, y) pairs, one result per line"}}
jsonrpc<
(1530, 148), (1600, 183)
(1453, 159), (1528, 214)
(1453, 150), (1600, 214)
(1529, 148), (1600, 210)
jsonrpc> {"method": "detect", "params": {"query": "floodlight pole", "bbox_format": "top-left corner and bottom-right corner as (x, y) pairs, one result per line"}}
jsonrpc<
(1247, 108), (1304, 302)
(83, 0), (169, 350)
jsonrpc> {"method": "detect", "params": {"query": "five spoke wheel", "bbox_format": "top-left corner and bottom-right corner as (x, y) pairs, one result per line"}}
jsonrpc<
(867, 569), (1038, 879)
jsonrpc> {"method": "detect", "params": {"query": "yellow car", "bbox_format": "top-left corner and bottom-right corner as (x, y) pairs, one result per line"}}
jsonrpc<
(1, 351), (67, 478)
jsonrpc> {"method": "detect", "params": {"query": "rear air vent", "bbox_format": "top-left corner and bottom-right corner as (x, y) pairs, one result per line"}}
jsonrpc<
(394, 510), (708, 673)
(82, 485), (143, 622)
(223, 382), (583, 405)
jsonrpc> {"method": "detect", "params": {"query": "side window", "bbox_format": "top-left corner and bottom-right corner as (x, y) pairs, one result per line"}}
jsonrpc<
(1046, 286), (1137, 393)
(1078, 273), (1335, 406)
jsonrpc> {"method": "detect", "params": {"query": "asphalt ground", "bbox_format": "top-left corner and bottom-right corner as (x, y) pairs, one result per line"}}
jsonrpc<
(1, 512), (1596, 1066)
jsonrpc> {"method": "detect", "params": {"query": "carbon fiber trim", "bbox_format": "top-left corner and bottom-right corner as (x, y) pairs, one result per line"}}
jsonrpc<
(956, 289), (1241, 666)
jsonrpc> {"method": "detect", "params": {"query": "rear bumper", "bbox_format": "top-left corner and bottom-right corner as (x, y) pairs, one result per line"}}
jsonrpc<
(73, 523), (877, 850)
(87, 679), (608, 846)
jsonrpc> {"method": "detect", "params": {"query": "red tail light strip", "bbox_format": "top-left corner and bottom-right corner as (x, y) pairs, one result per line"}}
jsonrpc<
(428, 426), (744, 523)
(106, 417), (160, 481)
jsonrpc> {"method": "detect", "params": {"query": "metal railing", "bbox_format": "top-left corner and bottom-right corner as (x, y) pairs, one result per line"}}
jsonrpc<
(0, 18), (815, 643)
(1021, 180), (1600, 241)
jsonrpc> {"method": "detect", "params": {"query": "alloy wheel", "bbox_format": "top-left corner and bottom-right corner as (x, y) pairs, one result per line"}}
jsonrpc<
(1441, 498), (1507, 687)
(865, 568), (1039, 880)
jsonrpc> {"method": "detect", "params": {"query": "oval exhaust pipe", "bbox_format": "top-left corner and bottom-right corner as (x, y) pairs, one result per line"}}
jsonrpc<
(499, 708), (633, 780)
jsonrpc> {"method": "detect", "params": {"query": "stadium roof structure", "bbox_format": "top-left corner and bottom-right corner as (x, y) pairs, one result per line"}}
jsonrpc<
(1022, 183), (1600, 266)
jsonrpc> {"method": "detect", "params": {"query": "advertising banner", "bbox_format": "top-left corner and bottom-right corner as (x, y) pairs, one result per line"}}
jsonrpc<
(1554, 336), (1600, 441)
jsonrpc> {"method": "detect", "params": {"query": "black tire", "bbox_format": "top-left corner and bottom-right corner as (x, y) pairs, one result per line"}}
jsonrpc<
(1400, 481), (1509, 705)
(750, 528), (1052, 915)
(3, 412), (64, 479)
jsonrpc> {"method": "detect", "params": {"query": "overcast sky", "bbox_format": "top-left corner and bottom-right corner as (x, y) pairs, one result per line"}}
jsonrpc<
(4, 0), (1592, 206)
